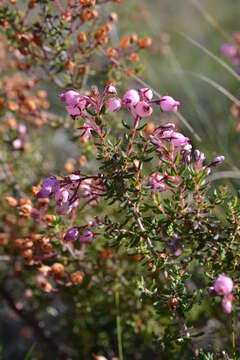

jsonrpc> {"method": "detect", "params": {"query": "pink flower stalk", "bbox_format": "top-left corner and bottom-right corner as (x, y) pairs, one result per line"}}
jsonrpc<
(160, 96), (180, 112)
(123, 89), (140, 107)
(106, 97), (122, 112)
(138, 87), (153, 101)
(135, 101), (153, 117)
(148, 173), (166, 191)
(214, 274), (233, 296)
(64, 227), (80, 242)
(221, 296), (232, 314)
(79, 230), (94, 244)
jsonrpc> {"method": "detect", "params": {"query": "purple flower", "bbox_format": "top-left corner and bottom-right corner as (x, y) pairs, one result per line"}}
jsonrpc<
(160, 96), (180, 112)
(37, 176), (59, 199)
(135, 101), (153, 118)
(148, 173), (166, 191)
(210, 156), (225, 167)
(123, 89), (140, 107)
(214, 274), (233, 296)
(106, 97), (122, 112)
(64, 227), (80, 242)
(79, 230), (94, 244)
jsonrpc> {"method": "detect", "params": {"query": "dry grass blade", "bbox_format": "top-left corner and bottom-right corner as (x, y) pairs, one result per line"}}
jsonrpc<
(179, 32), (240, 82)
(207, 171), (240, 182)
(189, 0), (233, 43)
(181, 71), (240, 105)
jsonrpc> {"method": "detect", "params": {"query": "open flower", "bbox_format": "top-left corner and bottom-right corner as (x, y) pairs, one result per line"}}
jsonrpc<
(214, 274), (233, 296)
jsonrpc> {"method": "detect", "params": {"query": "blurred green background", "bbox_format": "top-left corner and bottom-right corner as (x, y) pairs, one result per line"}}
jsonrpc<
(115, 0), (240, 186)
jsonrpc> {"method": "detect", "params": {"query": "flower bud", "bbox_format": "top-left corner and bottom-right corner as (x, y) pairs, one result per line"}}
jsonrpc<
(51, 263), (65, 277)
(71, 271), (85, 284)
(123, 89), (140, 107)
(135, 101), (153, 118)
(12, 139), (22, 149)
(214, 274), (233, 296)
(159, 123), (176, 130)
(106, 84), (117, 94)
(160, 96), (180, 112)
(210, 156), (225, 167)
(64, 227), (80, 242)
(222, 296), (232, 314)
(106, 97), (121, 112)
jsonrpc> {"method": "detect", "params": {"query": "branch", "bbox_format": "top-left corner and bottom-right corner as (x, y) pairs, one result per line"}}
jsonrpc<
(133, 209), (158, 258)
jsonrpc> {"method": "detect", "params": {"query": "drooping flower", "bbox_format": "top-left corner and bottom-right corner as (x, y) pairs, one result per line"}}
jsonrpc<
(214, 274), (233, 296)
(64, 227), (80, 242)
(106, 97), (122, 112)
(160, 130), (189, 147)
(36, 176), (59, 198)
(55, 188), (69, 204)
(59, 90), (80, 105)
(138, 87), (153, 101)
(148, 173), (166, 191)
(106, 84), (117, 95)
(160, 96), (180, 112)
(135, 101), (153, 117)
(123, 89), (140, 107)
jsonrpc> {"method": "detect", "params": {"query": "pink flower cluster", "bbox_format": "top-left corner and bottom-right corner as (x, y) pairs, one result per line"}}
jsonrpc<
(60, 86), (180, 123)
(220, 39), (240, 74)
(213, 274), (234, 314)
(121, 88), (180, 118)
